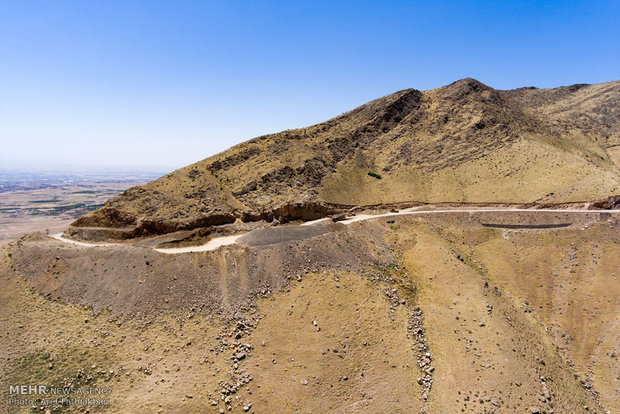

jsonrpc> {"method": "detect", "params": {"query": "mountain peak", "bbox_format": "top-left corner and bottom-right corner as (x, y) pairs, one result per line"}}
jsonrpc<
(436, 77), (494, 100)
(451, 77), (487, 87)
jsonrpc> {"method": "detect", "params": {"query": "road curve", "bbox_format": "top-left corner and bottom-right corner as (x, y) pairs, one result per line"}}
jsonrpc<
(49, 208), (619, 254)
(50, 233), (118, 247)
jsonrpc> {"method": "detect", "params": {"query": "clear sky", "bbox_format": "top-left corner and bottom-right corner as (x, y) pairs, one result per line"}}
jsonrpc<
(1, 1), (619, 172)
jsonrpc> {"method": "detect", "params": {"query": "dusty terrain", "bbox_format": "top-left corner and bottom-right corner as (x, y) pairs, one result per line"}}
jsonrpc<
(1, 209), (619, 413)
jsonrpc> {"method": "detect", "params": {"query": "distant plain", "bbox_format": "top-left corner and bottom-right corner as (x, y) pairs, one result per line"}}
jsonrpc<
(0, 170), (161, 245)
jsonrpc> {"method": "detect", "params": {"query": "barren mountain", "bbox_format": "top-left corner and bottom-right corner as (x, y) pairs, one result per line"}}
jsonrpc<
(1, 79), (619, 414)
(68, 78), (620, 240)
(2, 210), (619, 413)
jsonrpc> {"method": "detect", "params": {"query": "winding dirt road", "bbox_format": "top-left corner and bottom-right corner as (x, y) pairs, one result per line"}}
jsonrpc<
(50, 207), (618, 254)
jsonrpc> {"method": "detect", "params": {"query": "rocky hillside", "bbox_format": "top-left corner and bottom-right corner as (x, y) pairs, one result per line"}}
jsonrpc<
(3, 211), (618, 413)
(69, 78), (620, 239)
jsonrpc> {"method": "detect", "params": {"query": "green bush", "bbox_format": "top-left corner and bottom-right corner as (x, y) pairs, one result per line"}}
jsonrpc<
(368, 172), (382, 179)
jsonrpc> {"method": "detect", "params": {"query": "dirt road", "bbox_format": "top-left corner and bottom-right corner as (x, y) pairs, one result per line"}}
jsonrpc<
(49, 207), (619, 254)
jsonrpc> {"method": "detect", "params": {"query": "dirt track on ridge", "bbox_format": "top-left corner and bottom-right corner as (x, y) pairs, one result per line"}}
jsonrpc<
(51, 207), (620, 254)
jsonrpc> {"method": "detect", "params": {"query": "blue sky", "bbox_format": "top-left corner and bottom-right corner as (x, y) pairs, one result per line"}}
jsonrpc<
(1, 1), (619, 171)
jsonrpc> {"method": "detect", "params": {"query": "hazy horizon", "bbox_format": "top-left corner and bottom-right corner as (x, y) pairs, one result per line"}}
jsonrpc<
(0, 159), (176, 175)
(1, 1), (619, 171)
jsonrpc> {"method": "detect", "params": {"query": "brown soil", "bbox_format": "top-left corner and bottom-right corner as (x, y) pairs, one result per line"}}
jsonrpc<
(1, 210), (618, 413)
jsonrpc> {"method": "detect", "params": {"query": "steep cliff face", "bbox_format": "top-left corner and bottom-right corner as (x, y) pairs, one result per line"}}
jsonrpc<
(69, 79), (620, 239)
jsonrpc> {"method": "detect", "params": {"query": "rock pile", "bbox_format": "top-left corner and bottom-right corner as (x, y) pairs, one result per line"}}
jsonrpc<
(408, 306), (433, 402)
(218, 372), (254, 411)
(383, 287), (402, 307)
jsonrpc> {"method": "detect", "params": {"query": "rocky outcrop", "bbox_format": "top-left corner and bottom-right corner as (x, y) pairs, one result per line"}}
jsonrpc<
(67, 201), (343, 240)
(590, 195), (620, 210)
